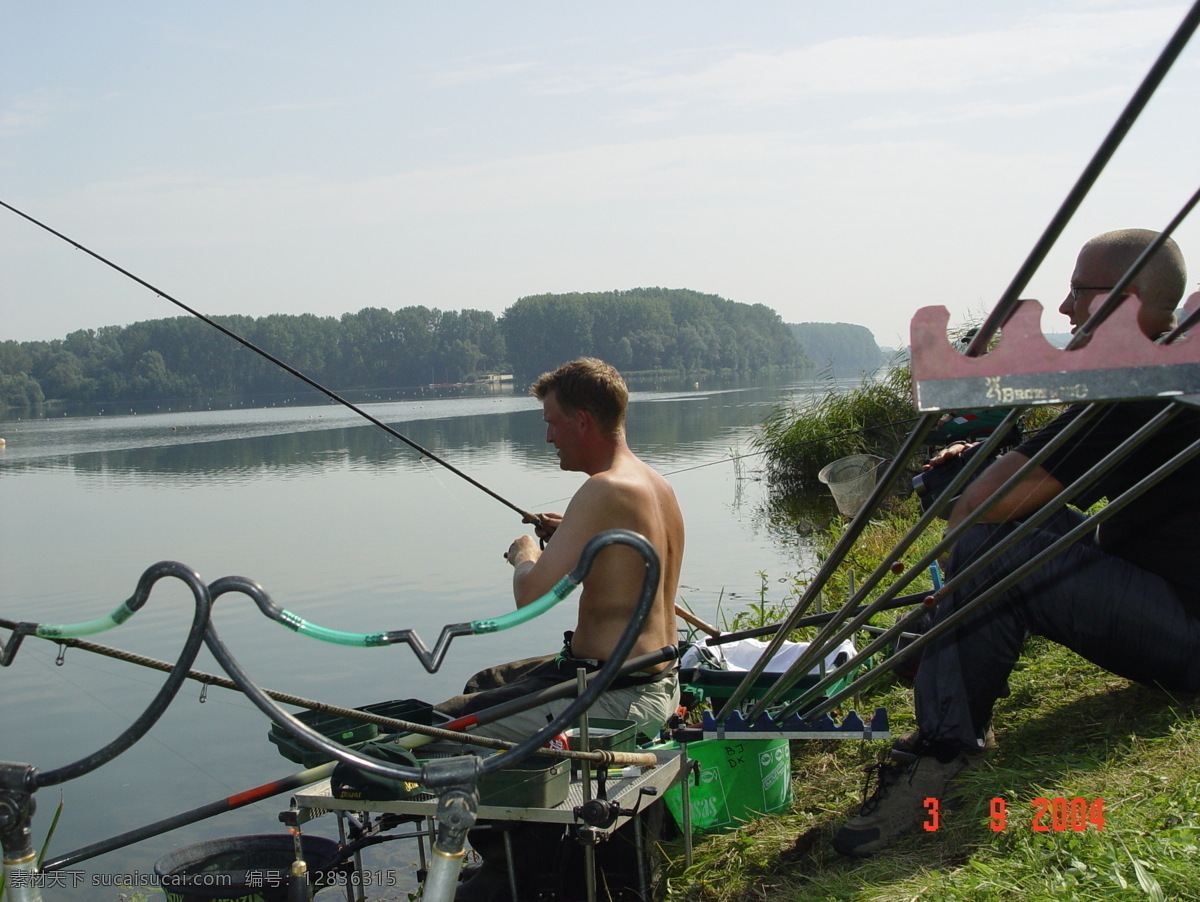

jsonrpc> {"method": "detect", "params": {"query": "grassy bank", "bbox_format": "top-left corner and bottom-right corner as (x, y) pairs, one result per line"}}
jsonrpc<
(665, 504), (1200, 901)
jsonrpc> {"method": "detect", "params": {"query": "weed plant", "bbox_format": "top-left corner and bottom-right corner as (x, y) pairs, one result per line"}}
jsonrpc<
(756, 358), (919, 492)
(664, 501), (1200, 901)
(757, 328), (1063, 494)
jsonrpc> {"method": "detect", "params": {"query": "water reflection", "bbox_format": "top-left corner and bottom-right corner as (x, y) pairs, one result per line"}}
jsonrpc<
(0, 375), (838, 887)
(0, 379), (803, 482)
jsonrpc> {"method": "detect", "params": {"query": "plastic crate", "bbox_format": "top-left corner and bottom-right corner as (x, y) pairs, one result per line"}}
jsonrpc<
(479, 753), (570, 808)
(564, 717), (636, 754)
(655, 737), (792, 834)
(268, 698), (442, 768)
(414, 741), (572, 809)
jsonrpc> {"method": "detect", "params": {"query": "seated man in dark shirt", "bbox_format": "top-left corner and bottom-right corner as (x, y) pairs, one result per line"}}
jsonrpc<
(834, 228), (1198, 858)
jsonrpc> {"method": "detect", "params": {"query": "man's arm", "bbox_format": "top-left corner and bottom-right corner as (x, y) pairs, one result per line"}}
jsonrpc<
(506, 480), (614, 607)
(945, 450), (1065, 533)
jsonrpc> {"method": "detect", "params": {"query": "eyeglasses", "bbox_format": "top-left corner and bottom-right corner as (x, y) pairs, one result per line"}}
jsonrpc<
(1069, 285), (1113, 302)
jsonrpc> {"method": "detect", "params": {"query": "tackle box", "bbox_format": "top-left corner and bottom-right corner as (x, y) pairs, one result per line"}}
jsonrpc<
(478, 753), (571, 808)
(416, 740), (572, 809)
(564, 717), (637, 754)
(268, 697), (445, 768)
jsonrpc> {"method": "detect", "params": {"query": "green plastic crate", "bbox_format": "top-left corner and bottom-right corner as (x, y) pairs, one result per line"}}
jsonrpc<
(268, 698), (440, 768)
(564, 717), (636, 754)
(478, 753), (571, 808)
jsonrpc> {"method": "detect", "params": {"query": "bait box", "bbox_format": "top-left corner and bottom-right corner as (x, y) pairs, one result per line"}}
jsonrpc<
(478, 754), (571, 808)
(565, 717), (637, 753)
(416, 742), (572, 809)
(269, 698), (442, 768)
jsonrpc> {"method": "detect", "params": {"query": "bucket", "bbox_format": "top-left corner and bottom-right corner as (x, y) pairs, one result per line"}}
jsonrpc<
(657, 737), (792, 833)
(154, 834), (349, 902)
(817, 454), (884, 516)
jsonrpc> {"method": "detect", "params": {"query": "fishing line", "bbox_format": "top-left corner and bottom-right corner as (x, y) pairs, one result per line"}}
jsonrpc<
(662, 415), (923, 479)
(0, 198), (540, 526)
(535, 414), (926, 510)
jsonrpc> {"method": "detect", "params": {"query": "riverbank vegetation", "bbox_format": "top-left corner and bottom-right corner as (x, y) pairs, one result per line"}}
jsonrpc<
(755, 357), (919, 492)
(665, 502), (1200, 901)
(0, 288), (817, 411)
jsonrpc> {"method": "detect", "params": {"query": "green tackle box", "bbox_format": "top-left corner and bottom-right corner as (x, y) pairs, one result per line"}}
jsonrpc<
(564, 717), (637, 754)
(478, 753), (571, 808)
(415, 740), (572, 809)
(268, 697), (444, 768)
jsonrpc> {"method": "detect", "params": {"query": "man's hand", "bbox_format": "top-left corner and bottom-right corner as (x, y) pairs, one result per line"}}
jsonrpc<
(504, 534), (540, 568)
(925, 441), (976, 470)
(523, 512), (563, 541)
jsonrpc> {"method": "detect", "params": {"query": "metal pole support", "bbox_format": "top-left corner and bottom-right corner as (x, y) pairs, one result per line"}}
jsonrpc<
(0, 763), (43, 902)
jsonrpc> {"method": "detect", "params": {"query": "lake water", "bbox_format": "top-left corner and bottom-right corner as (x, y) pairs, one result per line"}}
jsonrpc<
(0, 377), (828, 893)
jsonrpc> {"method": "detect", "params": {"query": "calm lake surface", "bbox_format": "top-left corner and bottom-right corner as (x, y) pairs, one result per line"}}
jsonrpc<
(0, 377), (830, 891)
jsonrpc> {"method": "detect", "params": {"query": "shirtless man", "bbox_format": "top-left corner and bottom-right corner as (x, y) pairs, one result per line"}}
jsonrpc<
(437, 357), (684, 743)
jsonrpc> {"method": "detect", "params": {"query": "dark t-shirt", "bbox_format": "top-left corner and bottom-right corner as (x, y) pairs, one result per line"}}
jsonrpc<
(1016, 399), (1200, 596)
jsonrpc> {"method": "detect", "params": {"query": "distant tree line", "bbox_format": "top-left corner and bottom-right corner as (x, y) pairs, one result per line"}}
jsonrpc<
(788, 322), (887, 377)
(1, 288), (812, 409)
(503, 288), (806, 378)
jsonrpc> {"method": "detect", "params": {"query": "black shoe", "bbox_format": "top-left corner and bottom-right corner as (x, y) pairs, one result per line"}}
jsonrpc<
(832, 748), (976, 858)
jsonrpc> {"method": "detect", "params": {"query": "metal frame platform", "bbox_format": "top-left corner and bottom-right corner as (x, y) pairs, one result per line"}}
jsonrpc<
(289, 748), (686, 831)
(285, 749), (688, 901)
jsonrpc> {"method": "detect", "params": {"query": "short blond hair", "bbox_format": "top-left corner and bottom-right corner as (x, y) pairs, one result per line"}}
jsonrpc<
(531, 358), (628, 436)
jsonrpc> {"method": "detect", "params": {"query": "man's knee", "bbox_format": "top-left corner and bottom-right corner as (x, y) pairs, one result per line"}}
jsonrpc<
(946, 522), (1007, 575)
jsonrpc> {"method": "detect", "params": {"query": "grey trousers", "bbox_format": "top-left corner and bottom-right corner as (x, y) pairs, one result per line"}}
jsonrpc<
(915, 508), (1200, 752)
(435, 653), (679, 744)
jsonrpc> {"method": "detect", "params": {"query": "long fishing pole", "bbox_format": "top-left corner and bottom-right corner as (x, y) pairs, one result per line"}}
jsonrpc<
(0, 199), (541, 526)
(718, 1), (1200, 722)
(40, 762), (337, 871)
(2, 616), (672, 759)
(966, 0), (1200, 357)
(38, 646), (679, 872)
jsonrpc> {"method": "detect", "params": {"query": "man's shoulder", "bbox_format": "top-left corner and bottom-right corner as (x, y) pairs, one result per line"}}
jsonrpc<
(588, 455), (670, 494)
(568, 457), (672, 514)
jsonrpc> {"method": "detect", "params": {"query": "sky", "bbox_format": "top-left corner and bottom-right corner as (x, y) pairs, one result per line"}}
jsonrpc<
(2, 1), (1198, 350)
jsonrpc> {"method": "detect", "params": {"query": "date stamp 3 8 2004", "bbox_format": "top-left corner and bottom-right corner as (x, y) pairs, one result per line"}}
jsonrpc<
(921, 797), (1105, 833)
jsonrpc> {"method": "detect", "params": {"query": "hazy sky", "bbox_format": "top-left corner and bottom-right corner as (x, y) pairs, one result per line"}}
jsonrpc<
(3, 1), (1198, 349)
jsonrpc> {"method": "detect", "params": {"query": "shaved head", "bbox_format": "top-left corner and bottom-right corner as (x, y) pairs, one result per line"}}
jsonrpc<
(1079, 229), (1187, 313)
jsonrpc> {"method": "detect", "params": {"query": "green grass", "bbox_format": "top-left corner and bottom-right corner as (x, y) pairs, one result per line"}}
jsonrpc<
(663, 505), (1200, 902)
(665, 645), (1200, 902)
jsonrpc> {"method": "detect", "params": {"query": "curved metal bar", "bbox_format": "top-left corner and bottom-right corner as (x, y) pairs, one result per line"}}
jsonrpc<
(34, 562), (212, 788)
(208, 570), (583, 673)
(2, 566), (167, 666)
(203, 529), (662, 785)
(476, 529), (660, 777)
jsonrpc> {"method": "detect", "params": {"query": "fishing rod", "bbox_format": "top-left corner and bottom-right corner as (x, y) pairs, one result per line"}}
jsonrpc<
(719, 1), (1200, 722)
(0, 198), (542, 527)
(965, 0), (1200, 358)
(38, 645), (678, 872)
(3, 618), (672, 759)
(743, 180), (1200, 720)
